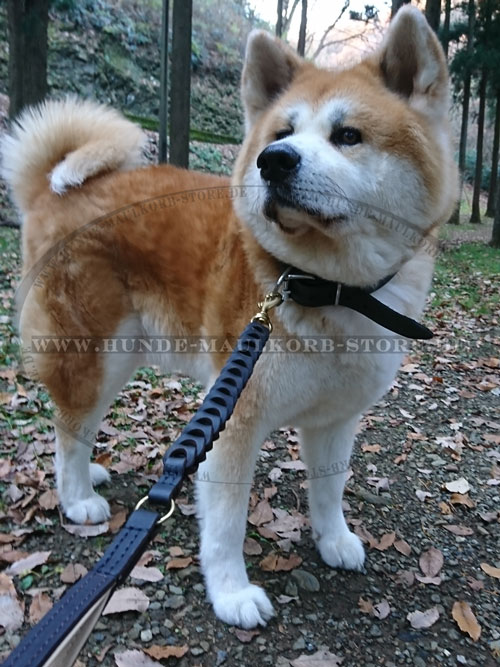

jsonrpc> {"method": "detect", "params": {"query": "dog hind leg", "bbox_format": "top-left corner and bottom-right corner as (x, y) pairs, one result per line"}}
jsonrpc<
(301, 418), (365, 571)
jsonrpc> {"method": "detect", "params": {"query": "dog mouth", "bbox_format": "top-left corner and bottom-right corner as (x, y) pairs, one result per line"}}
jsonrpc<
(263, 186), (348, 233)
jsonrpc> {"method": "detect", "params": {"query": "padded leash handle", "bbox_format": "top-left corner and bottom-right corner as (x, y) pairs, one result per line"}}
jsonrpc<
(2, 321), (270, 667)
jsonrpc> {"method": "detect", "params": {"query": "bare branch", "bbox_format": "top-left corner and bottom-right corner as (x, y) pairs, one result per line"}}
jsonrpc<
(312, 0), (350, 59)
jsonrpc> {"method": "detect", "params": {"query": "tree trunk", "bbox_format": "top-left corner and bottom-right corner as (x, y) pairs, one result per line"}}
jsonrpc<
(425, 0), (441, 32)
(470, 69), (488, 223)
(391, 0), (411, 19)
(169, 0), (192, 169)
(158, 0), (169, 164)
(297, 0), (307, 56)
(442, 0), (451, 57)
(7, 0), (50, 119)
(486, 89), (500, 217)
(448, 0), (475, 224)
(491, 179), (500, 247)
(276, 0), (283, 37)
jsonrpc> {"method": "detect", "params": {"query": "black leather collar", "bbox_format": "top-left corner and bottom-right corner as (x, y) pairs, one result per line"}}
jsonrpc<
(284, 267), (433, 340)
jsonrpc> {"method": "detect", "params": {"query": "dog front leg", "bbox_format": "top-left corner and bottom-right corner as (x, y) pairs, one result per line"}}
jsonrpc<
(196, 416), (274, 629)
(301, 418), (365, 571)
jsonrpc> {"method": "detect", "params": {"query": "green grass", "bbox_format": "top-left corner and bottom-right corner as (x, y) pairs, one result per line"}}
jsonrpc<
(431, 243), (500, 316)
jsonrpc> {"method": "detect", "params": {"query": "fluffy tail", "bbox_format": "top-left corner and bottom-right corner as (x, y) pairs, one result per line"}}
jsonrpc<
(0, 96), (146, 214)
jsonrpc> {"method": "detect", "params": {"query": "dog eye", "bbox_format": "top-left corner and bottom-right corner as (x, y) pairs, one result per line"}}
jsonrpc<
(275, 128), (294, 141)
(331, 127), (362, 147)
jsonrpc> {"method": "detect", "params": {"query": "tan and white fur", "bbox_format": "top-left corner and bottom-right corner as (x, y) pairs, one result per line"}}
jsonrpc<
(1, 7), (457, 629)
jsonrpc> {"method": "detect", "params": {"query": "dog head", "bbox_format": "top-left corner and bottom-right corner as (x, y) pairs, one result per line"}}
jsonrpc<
(233, 6), (458, 286)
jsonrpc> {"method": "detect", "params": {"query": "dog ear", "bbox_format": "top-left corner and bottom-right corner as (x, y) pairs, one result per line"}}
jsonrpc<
(241, 31), (302, 131)
(379, 6), (449, 119)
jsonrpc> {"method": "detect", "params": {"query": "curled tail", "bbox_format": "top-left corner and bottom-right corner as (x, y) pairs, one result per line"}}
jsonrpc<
(0, 96), (146, 214)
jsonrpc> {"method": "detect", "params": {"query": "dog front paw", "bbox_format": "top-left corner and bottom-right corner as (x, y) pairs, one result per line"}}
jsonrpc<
(212, 584), (274, 628)
(89, 462), (111, 486)
(318, 530), (365, 570)
(64, 494), (111, 524)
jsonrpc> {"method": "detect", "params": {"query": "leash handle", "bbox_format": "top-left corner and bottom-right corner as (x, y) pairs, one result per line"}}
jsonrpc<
(2, 321), (271, 667)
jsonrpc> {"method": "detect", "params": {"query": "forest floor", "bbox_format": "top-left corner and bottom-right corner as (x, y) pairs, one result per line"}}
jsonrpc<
(0, 107), (499, 666)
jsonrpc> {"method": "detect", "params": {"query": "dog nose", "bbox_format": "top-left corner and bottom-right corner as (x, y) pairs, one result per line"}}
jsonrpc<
(257, 144), (301, 183)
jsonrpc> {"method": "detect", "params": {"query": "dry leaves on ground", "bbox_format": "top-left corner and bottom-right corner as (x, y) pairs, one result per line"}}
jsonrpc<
(452, 601), (481, 641)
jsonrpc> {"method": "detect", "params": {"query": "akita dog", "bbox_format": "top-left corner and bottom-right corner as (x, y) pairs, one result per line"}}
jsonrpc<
(1, 7), (457, 628)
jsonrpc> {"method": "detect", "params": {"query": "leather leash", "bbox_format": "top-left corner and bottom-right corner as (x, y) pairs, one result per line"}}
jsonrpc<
(3, 265), (432, 666)
(3, 314), (274, 667)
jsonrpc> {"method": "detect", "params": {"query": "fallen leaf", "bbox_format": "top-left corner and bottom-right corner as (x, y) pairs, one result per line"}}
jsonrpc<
(243, 537), (263, 556)
(467, 577), (484, 591)
(416, 490), (433, 502)
(234, 628), (259, 643)
(452, 601), (481, 641)
(176, 503), (196, 516)
(407, 606), (440, 629)
(169, 546), (184, 557)
(358, 597), (374, 614)
(415, 574), (442, 585)
(0, 574), (24, 631)
(108, 510), (128, 534)
(444, 525), (474, 536)
(94, 452), (113, 467)
(259, 553), (302, 572)
(114, 650), (160, 667)
(62, 523), (108, 538)
(38, 489), (58, 510)
(144, 645), (188, 660)
(354, 525), (378, 548)
(419, 547), (444, 577)
(29, 592), (52, 625)
(480, 562), (500, 579)
(166, 556), (193, 570)
(6, 550), (51, 576)
(449, 493), (475, 508)
(291, 649), (343, 666)
(0, 593), (24, 631)
(394, 539), (411, 556)
(361, 443), (381, 453)
(103, 587), (149, 615)
(248, 500), (273, 527)
(374, 532), (395, 551)
(130, 565), (164, 582)
(395, 570), (415, 586)
(444, 478), (470, 494)
(374, 600), (391, 620)
(276, 594), (298, 604)
(60, 563), (88, 584)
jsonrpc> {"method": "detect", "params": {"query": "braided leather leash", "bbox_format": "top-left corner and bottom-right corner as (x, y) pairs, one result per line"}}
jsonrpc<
(3, 316), (274, 667)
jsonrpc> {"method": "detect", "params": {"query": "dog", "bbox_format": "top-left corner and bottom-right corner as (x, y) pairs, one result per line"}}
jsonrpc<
(1, 6), (457, 629)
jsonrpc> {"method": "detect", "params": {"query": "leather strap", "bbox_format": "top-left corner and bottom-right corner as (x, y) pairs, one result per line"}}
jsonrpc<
(2, 509), (159, 667)
(3, 320), (271, 667)
(286, 270), (433, 340)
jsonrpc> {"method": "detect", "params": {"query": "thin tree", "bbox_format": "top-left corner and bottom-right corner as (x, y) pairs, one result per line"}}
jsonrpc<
(276, 0), (284, 37)
(442, 0), (451, 57)
(470, 0), (492, 224)
(169, 0), (192, 168)
(491, 179), (500, 247)
(486, 90), (500, 217)
(449, 0), (476, 224)
(425, 0), (441, 32)
(297, 0), (307, 56)
(158, 0), (169, 164)
(391, 0), (411, 19)
(277, 0), (300, 39)
(7, 0), (50, 118)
